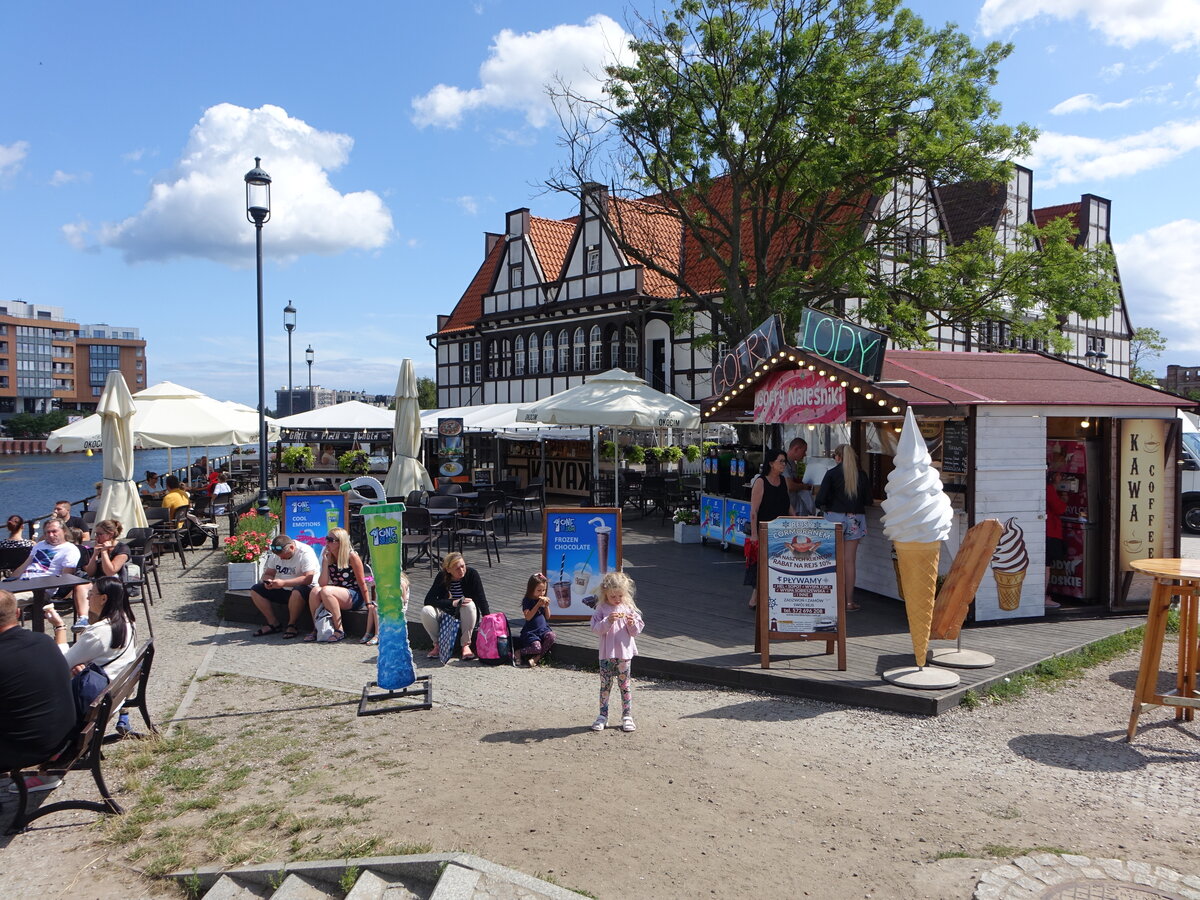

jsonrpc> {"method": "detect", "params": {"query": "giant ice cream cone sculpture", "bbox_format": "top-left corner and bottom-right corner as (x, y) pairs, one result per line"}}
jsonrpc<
(990, 517), (1029, 611)
(881, 408), (954, 667)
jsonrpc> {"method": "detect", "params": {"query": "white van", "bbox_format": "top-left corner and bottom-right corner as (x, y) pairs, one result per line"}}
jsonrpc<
(1181, 412), (1200, 533)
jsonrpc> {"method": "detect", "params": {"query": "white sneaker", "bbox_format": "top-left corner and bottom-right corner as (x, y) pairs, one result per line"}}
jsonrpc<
(590, 715), (607, 732)
(71, 616), (89, 633)
(621, 716), (636, 732)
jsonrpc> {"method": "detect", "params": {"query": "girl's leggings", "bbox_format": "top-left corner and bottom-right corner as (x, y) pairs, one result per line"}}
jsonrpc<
(598, 658), (632, 717)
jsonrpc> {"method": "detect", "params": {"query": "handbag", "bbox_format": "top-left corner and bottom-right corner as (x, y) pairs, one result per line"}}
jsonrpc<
(314, 607), (335, 642)
(437, 611), (460, 665)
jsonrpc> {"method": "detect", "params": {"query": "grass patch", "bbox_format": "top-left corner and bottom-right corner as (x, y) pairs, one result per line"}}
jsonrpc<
(175, 794), (221, 813)
(964, 626), (1145, 706)
(982, 844), (1070, 858)
(155, 764), (211, 792)
(933, 851), (972, 860)
(339, 866), (361, 894)
(279, 750), (310, 768)
(330, 793), (374, 808)
(219, 765), (252, 791)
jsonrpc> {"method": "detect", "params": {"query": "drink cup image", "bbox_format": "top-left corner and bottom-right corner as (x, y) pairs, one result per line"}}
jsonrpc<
(552, 581), (572, 608)
(595, 526), (612, 575)
(571, 562), (593, 605)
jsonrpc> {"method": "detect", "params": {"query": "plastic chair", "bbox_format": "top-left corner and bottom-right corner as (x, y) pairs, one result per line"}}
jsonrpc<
(453, 501), (502, 567)
(401, 507), (436, 573)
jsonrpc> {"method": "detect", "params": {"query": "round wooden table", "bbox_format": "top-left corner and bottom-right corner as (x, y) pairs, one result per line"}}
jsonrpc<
(1126, 558), (1200, 741)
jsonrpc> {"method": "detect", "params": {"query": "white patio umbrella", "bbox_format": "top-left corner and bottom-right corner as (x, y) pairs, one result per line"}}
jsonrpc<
(95, 371), (148, 530)
(383, 360), (434, 498)
(517, 369), (701, 507)
(46, 381), (278, 452)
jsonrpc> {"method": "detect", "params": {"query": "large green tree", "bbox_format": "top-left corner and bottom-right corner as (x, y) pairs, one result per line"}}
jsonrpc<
(549, 0), (1117, 348)
(1129, 326), (1166, 386)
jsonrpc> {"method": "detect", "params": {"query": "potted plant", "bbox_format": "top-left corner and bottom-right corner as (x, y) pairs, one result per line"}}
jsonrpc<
(663, 446), (685, 469)
(224, 529), (270, 590)
(683, 444), (702, 463)
(337, 449), (370, 475)
(600, 440), (617, 462)
(644, 445), (665, 473)
(623, 444), (646, 466)
(672, 507), (702, 543)
(279, 445), (313, 473)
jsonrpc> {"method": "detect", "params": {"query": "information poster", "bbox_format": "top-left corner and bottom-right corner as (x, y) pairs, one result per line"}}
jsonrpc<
(542, 507), (621, 620)
(764, 518), (840, 633)
(282, 491), (348, 552)
(362, 502), (415, 691)
(438, 418), (464, 479)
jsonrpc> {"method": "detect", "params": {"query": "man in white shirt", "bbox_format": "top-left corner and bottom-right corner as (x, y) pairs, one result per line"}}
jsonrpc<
(248, 534), (319, 638)
(784, 437), (816, 516)
(4, 519), (81, 581)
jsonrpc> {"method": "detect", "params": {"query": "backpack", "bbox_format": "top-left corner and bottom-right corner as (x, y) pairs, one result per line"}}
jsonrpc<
(475, 612), (512, 666)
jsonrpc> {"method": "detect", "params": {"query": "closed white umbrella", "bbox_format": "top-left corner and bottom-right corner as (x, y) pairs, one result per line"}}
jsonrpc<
(384, 360), (434, 497)
(95, 371), (148, 530)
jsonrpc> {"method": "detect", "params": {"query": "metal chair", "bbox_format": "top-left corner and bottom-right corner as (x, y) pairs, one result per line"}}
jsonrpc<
(426, 495), (459, 557)
(507, 480), (544, 533)
(401, 507), (436, 573)
(0, 545), (31, 578)
(405, 490), (428, 508)
(122, 528), (158, 636)
(475, 490), (510, 544)
(453, 500), (502, 567)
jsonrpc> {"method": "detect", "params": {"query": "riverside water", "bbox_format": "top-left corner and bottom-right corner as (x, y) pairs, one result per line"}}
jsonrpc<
(0, 447), (233, 526)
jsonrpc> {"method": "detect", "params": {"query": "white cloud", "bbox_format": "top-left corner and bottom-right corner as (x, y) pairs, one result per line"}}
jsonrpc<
(83, 103), (393, 265)
(1022, 118), (1200, 186)
(122, 148), (146, 163)
(1099, 62), (1126, 81)
(979, 0), (1200, 50)
(1049, 93), (1135, 115)
(0, 140), (30, 179)
(455, 195), (480, 216)
(1117, 220), (1200, 352)
(412, 14), (632, 129)
(50, 169), (89, 186)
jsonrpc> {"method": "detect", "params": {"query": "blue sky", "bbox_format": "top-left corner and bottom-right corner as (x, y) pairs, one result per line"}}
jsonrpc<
(3, 0), (1200, 406)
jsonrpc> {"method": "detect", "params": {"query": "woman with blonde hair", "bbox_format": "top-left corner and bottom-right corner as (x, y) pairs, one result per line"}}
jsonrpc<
(815, 443), (872, 611)
(420, 551), (490, 661)
(305, 529), (369, 643)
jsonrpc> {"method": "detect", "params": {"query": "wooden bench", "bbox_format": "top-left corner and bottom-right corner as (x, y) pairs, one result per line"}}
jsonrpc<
(5, 640), (157, 833)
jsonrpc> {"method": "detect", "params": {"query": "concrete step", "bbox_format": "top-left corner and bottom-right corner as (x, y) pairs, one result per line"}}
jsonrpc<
(344, 869), (420, 900)
(427, 864), (480, 900)
(201, 875), (272, 900)
(269, 873), (337, 900)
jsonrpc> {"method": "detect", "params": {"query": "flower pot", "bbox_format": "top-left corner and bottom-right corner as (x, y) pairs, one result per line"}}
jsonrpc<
(227, 558), (264, 590)
(673, 523), (702, 544)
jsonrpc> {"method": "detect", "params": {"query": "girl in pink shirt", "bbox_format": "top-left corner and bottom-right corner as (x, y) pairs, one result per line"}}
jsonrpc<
(589, 571), (644, 733)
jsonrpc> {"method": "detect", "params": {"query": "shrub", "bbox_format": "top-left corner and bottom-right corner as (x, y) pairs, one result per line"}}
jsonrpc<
(338, 449), (370, 475)
(280, 445), (313, 472)
(623, 444), (645, 464)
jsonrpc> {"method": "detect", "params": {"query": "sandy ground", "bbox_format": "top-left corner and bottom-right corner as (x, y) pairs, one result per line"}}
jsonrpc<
(1, 549), (1199, 899)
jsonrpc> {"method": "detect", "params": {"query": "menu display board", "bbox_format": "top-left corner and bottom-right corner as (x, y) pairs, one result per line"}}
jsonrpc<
(542, 507), (622, 621)
(282, 491), (348, 553)
(942, 420), (968, 474)
(438, 418), (465, 478)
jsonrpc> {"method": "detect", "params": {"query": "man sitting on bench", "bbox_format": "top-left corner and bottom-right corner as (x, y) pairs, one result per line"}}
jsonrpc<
(0, 590), (77, 793)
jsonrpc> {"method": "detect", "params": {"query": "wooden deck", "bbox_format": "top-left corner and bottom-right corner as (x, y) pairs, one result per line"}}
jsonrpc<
(400, 506), (1145, 716)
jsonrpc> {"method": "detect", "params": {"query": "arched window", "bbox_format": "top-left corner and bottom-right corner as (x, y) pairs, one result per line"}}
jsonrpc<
(589, 325), (602, 370)
(624, 327), (639, 375)
(514, 335), (525, 376)
(502, 339), (512, 377)
(558, 330), (570, 372)
(528, 333), (539, 375)
(609, 329), (621, 369)
(573, 327), (586, 371)
(543, 333), (554, 374)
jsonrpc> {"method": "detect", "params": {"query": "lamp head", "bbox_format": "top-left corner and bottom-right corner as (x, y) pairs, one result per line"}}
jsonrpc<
(284, 302), (296, 332)
(244, 157), (271, 224)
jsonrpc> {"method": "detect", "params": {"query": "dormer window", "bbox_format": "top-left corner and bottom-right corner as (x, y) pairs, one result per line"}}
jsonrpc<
(586, 245), (600, 274)
(511, 265), (524, 288)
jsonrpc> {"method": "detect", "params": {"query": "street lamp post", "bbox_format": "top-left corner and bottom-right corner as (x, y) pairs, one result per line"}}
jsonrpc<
(245, 157), (272, 517)
(283, 302), (296, 415)
(305, 345), (314, 406)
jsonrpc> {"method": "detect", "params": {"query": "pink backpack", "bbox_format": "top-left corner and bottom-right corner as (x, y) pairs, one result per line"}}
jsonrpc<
(475, 613), (512, 666)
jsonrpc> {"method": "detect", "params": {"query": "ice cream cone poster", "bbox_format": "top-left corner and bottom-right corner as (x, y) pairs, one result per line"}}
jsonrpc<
(764, 518), (839, 633)
(1119, 419), (1167, 571)
(989, 517), (1030, 614)
(700, 494), (723, 542)
(542, 508), (621, 621)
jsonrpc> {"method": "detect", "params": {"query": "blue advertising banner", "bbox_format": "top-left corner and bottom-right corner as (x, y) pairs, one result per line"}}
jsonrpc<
(724, 498), (751, 548)
(363, 502), (415, 691)
(542, 507), (621, 620)
(700, 494), (724, 542)
(282, 491), (348, 553)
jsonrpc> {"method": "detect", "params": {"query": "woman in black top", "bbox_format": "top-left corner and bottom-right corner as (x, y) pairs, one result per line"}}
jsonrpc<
(815, 443), (872, 611)
(746, 449), (791, 609)
(420, 552), (490, 661)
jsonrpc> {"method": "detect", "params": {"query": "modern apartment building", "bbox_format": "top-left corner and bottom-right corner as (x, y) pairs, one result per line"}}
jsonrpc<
(0, 301), (147, 423)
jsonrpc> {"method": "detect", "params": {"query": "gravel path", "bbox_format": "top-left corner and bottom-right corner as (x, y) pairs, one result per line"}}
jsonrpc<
(1, 545), (1198, 899)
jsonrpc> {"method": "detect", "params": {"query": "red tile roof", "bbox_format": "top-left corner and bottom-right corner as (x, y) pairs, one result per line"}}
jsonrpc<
(529, 216), (574, 282)
(437, 237), (507, 335)
(1032, 203), (1081, 238)
(608, 197), (683, 298)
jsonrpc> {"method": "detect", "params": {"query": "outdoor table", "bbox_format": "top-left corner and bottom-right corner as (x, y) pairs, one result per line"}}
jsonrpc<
(2, 573), (90, 633)
(1126, 558), (1200, 741)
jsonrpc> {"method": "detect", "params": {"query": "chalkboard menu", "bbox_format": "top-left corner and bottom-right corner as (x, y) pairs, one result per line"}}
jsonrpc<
(942, 420), (968, 473)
